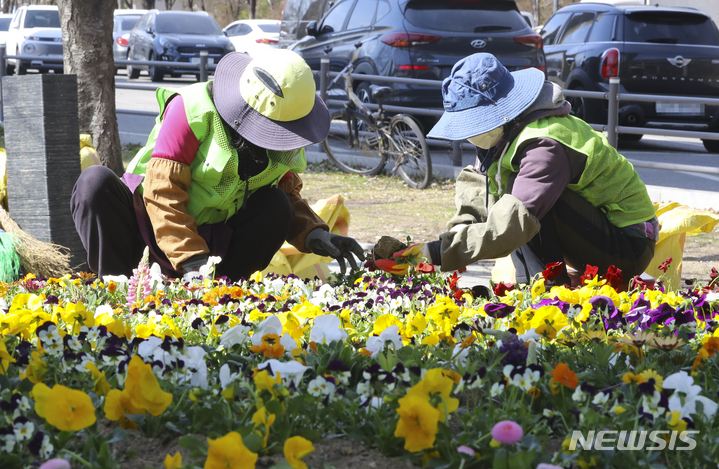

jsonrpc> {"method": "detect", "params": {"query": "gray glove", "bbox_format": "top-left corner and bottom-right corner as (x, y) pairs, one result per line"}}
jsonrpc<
(181, 256), (208, 275)
(305, 228), (366, 275)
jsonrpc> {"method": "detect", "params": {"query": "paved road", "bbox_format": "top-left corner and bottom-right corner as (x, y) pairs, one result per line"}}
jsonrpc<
(115, 73), (719, 193)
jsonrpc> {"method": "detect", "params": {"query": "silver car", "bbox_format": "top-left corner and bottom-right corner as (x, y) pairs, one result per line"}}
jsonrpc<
(113, 9), (146, 72)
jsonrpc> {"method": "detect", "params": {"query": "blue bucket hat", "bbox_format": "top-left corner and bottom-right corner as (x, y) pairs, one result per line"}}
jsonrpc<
(427, 53), (545, 141)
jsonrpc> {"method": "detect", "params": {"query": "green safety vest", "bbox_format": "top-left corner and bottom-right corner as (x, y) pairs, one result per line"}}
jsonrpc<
(487, 115), (655, 228)
(126, 82), (307, 226)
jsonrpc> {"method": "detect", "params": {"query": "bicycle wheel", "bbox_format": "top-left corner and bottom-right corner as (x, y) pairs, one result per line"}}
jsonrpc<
(322, 110), (387, 176)
(389, 115), (432, 189)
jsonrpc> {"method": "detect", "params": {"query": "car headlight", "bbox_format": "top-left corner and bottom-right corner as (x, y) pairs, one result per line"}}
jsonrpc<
(158, 37), (176, 51)
(225, 42), (235, 52)
(23, 43), (36, 54)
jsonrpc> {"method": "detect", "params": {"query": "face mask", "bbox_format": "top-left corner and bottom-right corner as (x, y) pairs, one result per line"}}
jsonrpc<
(467, 126), (504, 150)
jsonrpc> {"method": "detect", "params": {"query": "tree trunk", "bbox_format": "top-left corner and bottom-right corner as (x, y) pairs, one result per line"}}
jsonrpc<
(57, 0), (123, 175)
(140, 0), (155, 9)
(532, 0), (540, 27)
(165, 0), (178, 10)
(249, 0), (256, 19)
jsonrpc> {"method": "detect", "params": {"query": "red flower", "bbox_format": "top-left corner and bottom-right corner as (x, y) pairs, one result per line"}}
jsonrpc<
(448, 272), (461, 291)
(417, 263), (435, 274)
(541, 262), (564, 282)
(601, 265), (623, 290)
(579, 265), (599, 285)
(710, 267), (718, 281)
(493, 282), (515, 297)
(364, 260), (377, 272)
(631, 275), (648, 291)
(658, 257), (673, 273)
(453, 288), (465, 300)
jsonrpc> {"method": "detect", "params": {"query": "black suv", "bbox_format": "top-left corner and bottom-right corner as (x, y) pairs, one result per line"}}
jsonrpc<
(290, 0), (544, 128)
(541, 2), (719, 151)
(127, 10), (235, 82)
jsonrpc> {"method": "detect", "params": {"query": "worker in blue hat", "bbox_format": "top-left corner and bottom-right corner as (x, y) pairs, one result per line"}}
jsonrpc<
(422, 53), (657, 285)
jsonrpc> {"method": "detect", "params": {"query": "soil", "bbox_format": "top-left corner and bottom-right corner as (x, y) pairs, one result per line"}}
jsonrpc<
(112, 429), (408, 469)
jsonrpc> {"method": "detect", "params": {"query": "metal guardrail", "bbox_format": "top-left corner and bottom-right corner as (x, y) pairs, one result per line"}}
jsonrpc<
(0, 44), (718, 177)
(316, 60), (719, 171)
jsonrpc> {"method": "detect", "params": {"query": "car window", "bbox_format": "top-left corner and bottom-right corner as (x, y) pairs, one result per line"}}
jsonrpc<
(587, 12), (616, 42)
(135, 13), (150, 31)
(119, 16), (141, 31)
(0, 18), (12, 31)
(156, 14), (222, 35)
(404, 0), (527, 33)
(302, 0), (325, 22)
(346, 0), (376, 30)
(10, 11), (20, 29)
(624, 11), (719, 46)
(541, 12), (570, 46)
(24, 10), (61, 29)
(319, 0), (353, 34)
(231, 23), (253, 36)
(557, 12), (595, 45)
(258, 23), (280, 33)
(376, 0), (390, 22)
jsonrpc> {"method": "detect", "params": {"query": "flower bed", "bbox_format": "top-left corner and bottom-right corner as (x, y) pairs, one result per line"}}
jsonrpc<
(0, 257), (718, 469)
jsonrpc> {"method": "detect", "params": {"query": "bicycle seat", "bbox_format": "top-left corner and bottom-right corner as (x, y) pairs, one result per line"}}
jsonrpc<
(370, 85), (392, 100)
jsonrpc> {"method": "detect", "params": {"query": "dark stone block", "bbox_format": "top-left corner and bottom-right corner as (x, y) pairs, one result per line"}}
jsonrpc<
(2, 74), (85, 271)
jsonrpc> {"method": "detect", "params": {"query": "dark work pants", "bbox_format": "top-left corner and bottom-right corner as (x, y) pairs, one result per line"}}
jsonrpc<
(512, 189), (655, 284)
(71, 166), (294, 281)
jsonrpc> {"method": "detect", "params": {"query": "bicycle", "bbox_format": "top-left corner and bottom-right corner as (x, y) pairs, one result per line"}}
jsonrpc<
(321, 62), (432, 189)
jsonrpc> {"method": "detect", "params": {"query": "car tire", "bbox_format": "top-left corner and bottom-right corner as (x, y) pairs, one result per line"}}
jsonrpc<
(5, 60), (14, 76)
(126, 49), (140, 79)
(618, 134), (643, 143)
(355, 82), (374, 105)
(568, 84), (603, 125)
(149, 52), (164, 82)
(702, 139), (719, 153)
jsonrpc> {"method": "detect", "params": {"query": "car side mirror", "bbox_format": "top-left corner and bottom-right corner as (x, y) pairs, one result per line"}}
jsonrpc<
(223, 30), (228, 36)
(146, 27), (154, 35)
(306, 21), (318, 36)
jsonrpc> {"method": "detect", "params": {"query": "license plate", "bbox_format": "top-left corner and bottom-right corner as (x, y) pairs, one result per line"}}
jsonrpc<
(190, 57), (214, 64)
(656, 102), (704, 116)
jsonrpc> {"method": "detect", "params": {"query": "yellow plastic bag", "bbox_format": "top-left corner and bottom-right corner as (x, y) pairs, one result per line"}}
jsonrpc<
(80, 134), (101, 171)
(646, 202), (719, 287)
(262, 194), (351, 281)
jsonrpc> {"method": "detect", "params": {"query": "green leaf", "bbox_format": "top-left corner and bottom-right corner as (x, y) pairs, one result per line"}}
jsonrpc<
(0, 374), (11, 390)
(17, 378), (34, 393)
(107, 427), (127, 444)
(242, 432), (264, 453)
(178, 435), (208, 458)
(124, 413), (145, 425)
(297, 428), (321, 441)
(165, 421), (186, 435)
(268, 462), (294, 469)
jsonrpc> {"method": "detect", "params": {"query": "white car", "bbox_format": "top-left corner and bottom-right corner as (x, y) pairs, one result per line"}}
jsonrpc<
(0, 13), (14, 47)
(223, 19), (280, 57)
(5, 5), (62, 75)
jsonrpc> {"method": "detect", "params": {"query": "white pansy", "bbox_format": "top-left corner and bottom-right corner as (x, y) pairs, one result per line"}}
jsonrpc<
(365, 325), (403, 357)
(219, 364), (239, 389)
(664, 371), (718, 419)
(94, 304), (114, 319)
(490, 382), (504, 397)
(252, 315), (283, 346)
(309, 315), (348, 344)
(103, 274), (128, 284)
(220, 325), (251, 349)
(258, 359), (308, 387)
(279, 333), (298, 354)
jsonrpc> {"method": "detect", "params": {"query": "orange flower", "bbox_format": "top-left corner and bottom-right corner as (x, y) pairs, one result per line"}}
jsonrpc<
(551, 363), (578, 389)
(703, 337), (719, 356)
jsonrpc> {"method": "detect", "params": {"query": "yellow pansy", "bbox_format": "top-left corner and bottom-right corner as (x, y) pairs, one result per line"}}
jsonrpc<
(164, 452), (182, 469)
(205, 431), (258, 469)
(44, 384), (97, 432)
(394, 395), (440, 453)
(284, 436), (314, 469)
(124, 355), (173, 416)
(405, 368), (459, 422)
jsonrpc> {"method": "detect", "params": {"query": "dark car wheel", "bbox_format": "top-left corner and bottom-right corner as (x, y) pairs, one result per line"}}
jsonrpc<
(6, 60), (14, 76)
(126, 49), (140, 79)
(568, 85), (606, 125)
(355, 82), (373, 105)
(702, 139), (719, 153)
(149, 52), (164, 82)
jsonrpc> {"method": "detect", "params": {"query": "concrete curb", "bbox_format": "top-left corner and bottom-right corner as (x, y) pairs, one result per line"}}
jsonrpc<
(645, 185), (719, 211)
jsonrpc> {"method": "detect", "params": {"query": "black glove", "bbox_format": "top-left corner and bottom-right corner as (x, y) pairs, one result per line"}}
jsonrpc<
(305, 228), (366, 275)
